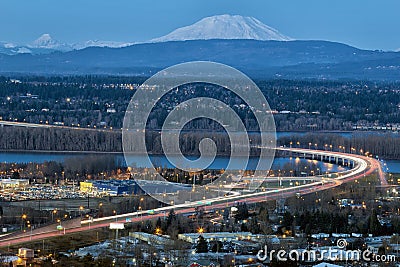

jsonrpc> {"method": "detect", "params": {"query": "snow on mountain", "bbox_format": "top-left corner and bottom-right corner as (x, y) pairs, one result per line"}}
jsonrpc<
(16, 47), (32, 54)
(72, 40), (134, 50)
(29, 33), (72, 51)
(0, 42), (32, 55)
(1, 42), (16, 49)
(151, 14), (292, 42)
(28, 34), (134, 51)
(0, 15), (291, 55)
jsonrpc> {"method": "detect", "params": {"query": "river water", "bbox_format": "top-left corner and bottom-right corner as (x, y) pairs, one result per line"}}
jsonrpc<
(0, 151), (398, 173)
(0, 131), (399, 172)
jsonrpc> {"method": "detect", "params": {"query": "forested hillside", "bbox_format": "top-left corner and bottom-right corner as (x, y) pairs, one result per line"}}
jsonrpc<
(1, 126), (400, 159)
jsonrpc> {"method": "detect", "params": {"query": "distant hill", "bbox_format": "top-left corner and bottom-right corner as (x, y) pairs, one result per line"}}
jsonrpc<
(0, 39), (399, 80)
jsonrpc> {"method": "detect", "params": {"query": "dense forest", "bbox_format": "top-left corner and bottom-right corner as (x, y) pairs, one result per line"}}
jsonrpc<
(1, 126), (400, 159)
(0, 76), (399, 131)
(0, 126), (121, 151)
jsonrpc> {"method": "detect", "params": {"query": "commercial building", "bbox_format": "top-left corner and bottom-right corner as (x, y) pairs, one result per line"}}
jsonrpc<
(178, 232), (264, 244)
(0, 178), (29, 189)
(79, 181), (94, 193)
(79, 179), (144, 196)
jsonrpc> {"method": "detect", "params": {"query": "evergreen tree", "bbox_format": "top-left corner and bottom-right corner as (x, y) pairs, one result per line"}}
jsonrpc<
(235, 203), (249, 221)
(166, 209), (176, 227)
(196, 235), (208, 253)
(369, 209), (382, 236)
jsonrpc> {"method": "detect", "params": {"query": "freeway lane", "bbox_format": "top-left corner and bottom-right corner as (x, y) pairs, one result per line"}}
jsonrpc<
(0, 148), (386, 247)
(0, 120), (116, 133)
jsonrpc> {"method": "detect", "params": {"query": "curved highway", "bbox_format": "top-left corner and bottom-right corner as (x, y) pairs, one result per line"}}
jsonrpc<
(0, 147), (387, 247)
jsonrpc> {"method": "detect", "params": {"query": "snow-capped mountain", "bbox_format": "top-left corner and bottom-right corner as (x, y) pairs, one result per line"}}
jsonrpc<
(0, 42), (16, 49)
(151, 14), (292, 42)
(0, 41), (32, 55)
(0, 34), (135, 55)
(29, 34), (72, 51)
(29, 34), (133, 51)
(0, 15), (291, 55)
(72, 40), (134, 50)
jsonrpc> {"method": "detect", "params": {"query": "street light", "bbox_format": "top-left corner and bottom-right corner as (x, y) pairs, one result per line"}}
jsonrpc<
(27, 224), (33, 240)
(155, 227), (162, 235)
(140, 197), (145, 210)
(51, 209), (57, 222)
(79, 206), (84, 219)
(138, 207), (142, 223)
(21, 214), (27, 231)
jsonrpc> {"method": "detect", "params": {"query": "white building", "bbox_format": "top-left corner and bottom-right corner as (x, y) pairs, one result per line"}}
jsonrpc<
(0, 178), (29, 188)
(178, 232), (264, 244)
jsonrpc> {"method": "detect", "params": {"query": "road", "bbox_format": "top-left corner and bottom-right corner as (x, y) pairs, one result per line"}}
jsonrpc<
(0, 147), (386, 247)
(0, 120), (116, 133)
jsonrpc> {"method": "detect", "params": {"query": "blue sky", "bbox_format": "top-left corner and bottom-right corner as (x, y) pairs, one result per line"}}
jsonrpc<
(0, 0), (399, 50)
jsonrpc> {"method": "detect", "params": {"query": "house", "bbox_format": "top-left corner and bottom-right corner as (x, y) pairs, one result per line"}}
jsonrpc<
(178, 232), (264, 244)
(188, 261), (219, 267)
(12, 248), (42, 267)
(311, 233), (330, 239)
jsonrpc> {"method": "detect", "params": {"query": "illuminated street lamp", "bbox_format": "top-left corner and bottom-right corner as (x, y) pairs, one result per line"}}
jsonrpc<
(79, 206), (84, 219)
(51, 209), (57, 222)
(140, 197), (145, 210)
(21, 214), (27, 231)
(27, 224), (33, 240)
(155, 227), (162, 235)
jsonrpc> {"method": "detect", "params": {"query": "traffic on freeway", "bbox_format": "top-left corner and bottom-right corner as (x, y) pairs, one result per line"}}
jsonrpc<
(0, 147), (386, 247)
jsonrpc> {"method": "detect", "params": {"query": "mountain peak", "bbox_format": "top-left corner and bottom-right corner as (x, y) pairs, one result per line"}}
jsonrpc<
(32, 34), (56, 47)
(30, 34), (71, 50)
(151, 14), (292, 42)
